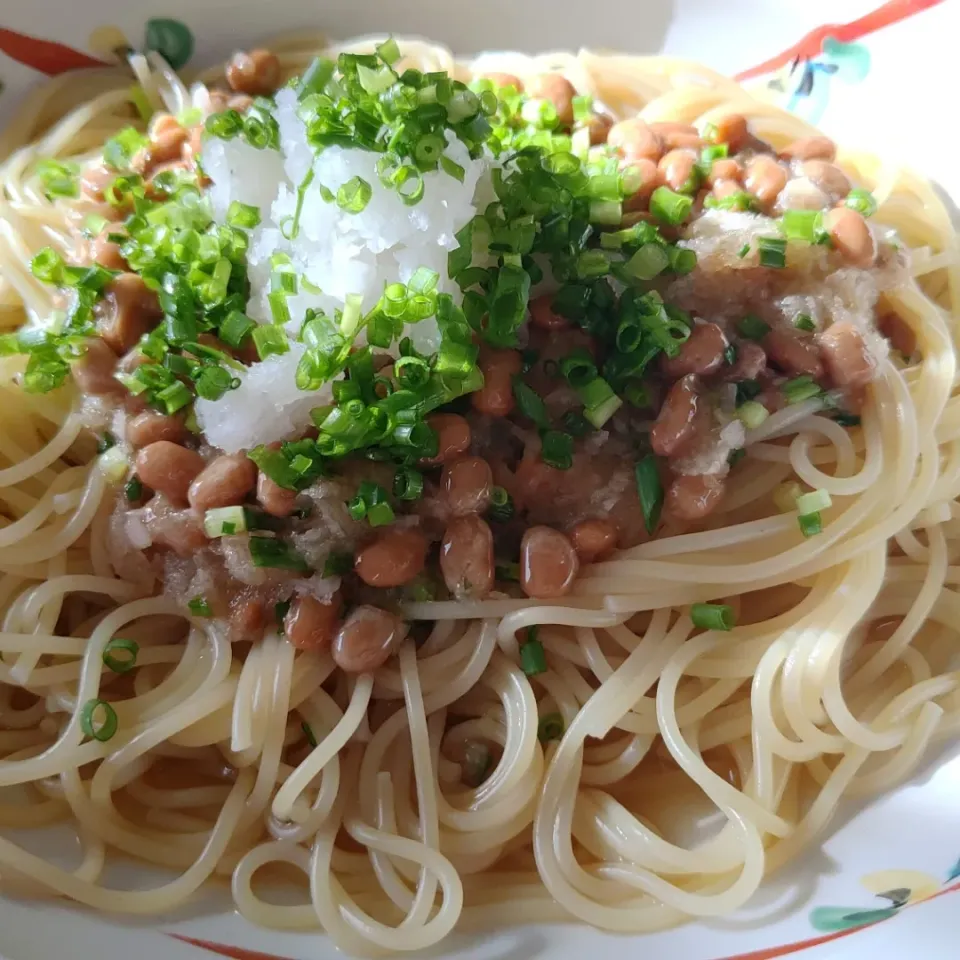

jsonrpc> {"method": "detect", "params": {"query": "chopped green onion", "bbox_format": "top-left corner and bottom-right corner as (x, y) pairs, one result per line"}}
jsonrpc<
(512, 378), (549, 429)
(80, 698), (118, 741)
(188, 596), (213, 617)
(393, 467), (424, 501)
(252, 324), (289, 360)
(736, 400), (769, 429)
(35, 158), (79, 199)
(520, 638), (547, 676)
(780, 210), (823, 243)
(102, 638), (139, 674)
(737, 315), (771, 341)
(669, 246), (698, 275)
(782, 375), (822, 405)
(337, 176), (373, 213)
(495, 561), (521, 581)
(488, 487), (514, 522)
(204, 506), (248, 538)
(728, 448), (746, 467)
(367, 502), (396, 526)
(301, 720), (318, 748)
(541, 431), (574, 470)
(833, 411), (861, 427)
(249, 537), (311, 572)
(583, 391), (623, 428)
(724, 344), (737, 366)
(227, 201), (261, 229)
(737, 242), (751, 258)
(562, 410), (594, 436)
(124, 477), (143, 503)
(322, 550), (354, 577)
(156, 381), (193, 415)
(690, 603), (735, 632)
(793, 313), (816, 332)
(757, 236), (787, 268)
(624, 243), (670, 280)
(798, 512), (822, 537)
(844, 189), (877, 218)
(99, 447), (130, 484)
(537, 712), (565, 742)
(649, 186), (693, 225)
(634, 455), (663, 535)
(796, 489), (832, 515)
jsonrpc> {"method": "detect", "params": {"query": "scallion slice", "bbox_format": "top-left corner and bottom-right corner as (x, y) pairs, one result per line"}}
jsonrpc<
(188, 596), (213, 617)
(520, 638), (547, 677)
(793, 313), (816, 332)
(537, 712), (565, 742)
(737, 314), (771, 341)
(80, 699), (118, 741)
(690, 603), (735, 632)
(248, 537), (311, 572)
(634, 455), (663, 535)
(798, 512), (823, 537)
(782, 375), (822, 405)
(757, 236), (787, 268)
(102, 638), (139, 674)
(796, 488), (832, 515)
(204, 506), (248, 538)
(736, 400), (769, 429)
(844, 189), (878, 218)
(488, 487), (514, 522)
(540, 431), (574, 470)
(649, 186), (693, 225)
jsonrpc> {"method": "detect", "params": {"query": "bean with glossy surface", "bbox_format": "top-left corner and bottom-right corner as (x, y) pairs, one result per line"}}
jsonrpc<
(762, 328), (824, 378)
(136, 442), (205, 506)
(779, 136), (836, 162)
(421, 414), (471, 466)
(440, 515), (495, 598)
(709, 113), (748, 151)
(651, 374), (703, 457)
(801, 160), (850, 198)
(705, 157), (742, 186)
(520, 526), (580, 598)
(284, 593), (342, 651)
(188, 454), (257, 512)
(819, 322), (875, 389)
(666, 474), (725, 521)
(126, 411), (185, 449)
(661, 323), (727, 378)
(744, 155), (788, 206)
(658, 149), (698, 193)
(226, 49), (281, 96)
(472, 347), (522, 417)
(257, 471), (298, 518)
(526, 73), (576, 126)
(442, 456), (493, 516)
(608, 119), (663, 162)
(354, 528), (428, 588)
(649, 121), (701, 151)
(570, 518), (618, 563)
(332, 606), (405, 673)
(98, 273), (162, 354)
(72, 338), (120, 396)
(823, 207), (876, 268)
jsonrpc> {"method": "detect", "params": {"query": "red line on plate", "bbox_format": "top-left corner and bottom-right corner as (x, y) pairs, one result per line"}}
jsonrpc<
(168, 933), (296, 960)
(0, 26), (106, 75)
(709, 924), (873, 960)
(733, 0), (945, 82)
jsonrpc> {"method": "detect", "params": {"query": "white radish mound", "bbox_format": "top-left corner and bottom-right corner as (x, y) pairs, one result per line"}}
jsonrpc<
(198, 87), (496, 452)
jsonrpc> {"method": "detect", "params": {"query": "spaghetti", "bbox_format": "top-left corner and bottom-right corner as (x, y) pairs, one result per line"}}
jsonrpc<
(0, 32), (958, 957)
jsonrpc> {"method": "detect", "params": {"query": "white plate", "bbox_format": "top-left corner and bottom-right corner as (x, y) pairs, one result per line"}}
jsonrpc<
(1, 1), (958, 958)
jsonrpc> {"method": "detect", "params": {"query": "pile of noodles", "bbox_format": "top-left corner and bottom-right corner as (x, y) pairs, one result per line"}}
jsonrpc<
(0, 32), (958, 956)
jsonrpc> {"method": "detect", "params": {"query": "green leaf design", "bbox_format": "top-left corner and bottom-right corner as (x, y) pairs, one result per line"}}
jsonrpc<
(947, 857), (960, 883)
(144, 18), (194, 70)
(821, 37), (871, 83)
(809, 905), (897, 933)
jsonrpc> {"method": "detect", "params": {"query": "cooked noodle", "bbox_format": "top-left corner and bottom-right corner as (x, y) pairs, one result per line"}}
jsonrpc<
(0, 32), (958, 956)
